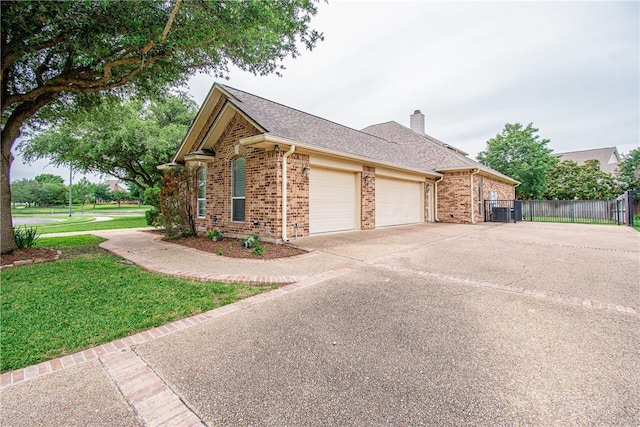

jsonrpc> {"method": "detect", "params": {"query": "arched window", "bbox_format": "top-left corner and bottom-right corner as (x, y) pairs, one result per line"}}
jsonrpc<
(231, 157), (246, 222)
(197, 167), (206, 218)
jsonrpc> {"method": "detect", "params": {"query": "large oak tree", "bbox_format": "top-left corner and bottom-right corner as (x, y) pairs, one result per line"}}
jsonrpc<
(20, 94), (198, 192)
(1, 0), (322, 253)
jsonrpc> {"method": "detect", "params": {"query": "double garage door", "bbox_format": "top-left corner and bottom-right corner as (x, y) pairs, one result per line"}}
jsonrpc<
(309, 167), (423, 234)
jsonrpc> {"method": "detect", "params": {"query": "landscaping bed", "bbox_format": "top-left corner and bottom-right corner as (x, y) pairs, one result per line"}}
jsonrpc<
(163, 235), (308, 260)
(1, 247), (58, 267)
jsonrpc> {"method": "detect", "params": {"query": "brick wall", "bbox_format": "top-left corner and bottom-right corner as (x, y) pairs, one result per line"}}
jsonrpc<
(437, 171), (473, 223)
(284, 153), (310, 239)
(437, 171), (515, 223)
(187, 112), (283, 240)
(361, 166), (375, 229)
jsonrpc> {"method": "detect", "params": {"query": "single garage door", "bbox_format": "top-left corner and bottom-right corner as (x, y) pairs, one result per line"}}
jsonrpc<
(309, 168), (357, 234)
(375, 177), (422, 227)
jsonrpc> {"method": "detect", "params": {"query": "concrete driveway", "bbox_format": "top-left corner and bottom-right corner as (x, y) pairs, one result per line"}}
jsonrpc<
(2, 222), (639, 426)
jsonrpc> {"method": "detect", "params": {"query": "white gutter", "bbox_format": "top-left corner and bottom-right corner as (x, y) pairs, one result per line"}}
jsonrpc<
(470, 168), (479, 224)
(281, 145), (296, 242)
(434, 176), (444, 222)
(241, 134), (442, 180)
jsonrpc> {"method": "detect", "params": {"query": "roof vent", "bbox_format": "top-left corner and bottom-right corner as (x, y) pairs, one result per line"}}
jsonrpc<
(410, 110), (425, 135)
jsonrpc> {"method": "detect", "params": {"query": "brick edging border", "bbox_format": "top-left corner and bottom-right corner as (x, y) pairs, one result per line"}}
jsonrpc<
(0, 250), (61, 270)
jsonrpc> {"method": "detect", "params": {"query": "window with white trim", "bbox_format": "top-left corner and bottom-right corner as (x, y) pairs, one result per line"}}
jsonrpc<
(197, 167), (206, 218)
(231, 157), (246, 222)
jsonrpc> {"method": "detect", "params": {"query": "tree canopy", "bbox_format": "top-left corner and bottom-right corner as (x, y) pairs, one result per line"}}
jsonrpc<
(477, 122), (557, 200)
(1, 0), (322, 253)
(544, 159), (621, 200)
(20, 93), (198, 192)
(617, 148), (640, 191)
(11, 174), (67, 206)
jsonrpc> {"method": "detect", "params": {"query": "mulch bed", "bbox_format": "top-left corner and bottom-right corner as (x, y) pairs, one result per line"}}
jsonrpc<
(1, 247), (59, 267)
(162, 236), (308, 260)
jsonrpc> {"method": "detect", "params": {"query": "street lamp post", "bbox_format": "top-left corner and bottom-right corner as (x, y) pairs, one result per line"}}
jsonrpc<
(68, 166), (73, 217)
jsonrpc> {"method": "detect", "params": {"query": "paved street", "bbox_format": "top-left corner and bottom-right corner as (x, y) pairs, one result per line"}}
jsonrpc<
(1, 222), (638, 426)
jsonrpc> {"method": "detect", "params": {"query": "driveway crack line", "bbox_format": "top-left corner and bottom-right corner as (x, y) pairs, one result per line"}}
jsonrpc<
(365, 261), (640, 318)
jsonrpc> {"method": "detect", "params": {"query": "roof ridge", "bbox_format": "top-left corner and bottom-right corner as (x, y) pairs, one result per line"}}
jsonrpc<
(555, 147), (616, 155)
(218, 83), (395, 146)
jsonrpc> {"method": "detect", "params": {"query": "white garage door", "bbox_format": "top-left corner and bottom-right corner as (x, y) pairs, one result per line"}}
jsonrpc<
(375, 177), (422, 227)
(309, 168), (357, 234)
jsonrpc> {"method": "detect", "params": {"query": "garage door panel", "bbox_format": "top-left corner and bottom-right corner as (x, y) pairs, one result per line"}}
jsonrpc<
(375, 178), (422, 227)
(310, 168), (357, 234)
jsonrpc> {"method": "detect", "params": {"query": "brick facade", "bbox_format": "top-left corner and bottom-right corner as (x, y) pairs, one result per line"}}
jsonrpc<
(284, 152), (310, 239)
(189, 113), (282, 240)
(438, 171), (515, 224)
(173, 111), (515, 240)
(437, 171), (473, 223)
(361, 166), (376, 230)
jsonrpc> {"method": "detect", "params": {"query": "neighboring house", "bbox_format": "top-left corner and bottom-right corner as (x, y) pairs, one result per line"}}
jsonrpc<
(104, 180), (127, 192)
(160, 83), (518, 242)
(554, 147), (621, 175)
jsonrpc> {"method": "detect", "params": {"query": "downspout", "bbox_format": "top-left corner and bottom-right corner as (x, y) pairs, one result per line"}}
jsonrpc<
(281, 145), (296, 242)
(470, 168), (479, 224)
(434, 176), (444, 222)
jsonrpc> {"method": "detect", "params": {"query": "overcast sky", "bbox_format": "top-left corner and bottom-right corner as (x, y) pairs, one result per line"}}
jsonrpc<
(11, 0), (639, 183)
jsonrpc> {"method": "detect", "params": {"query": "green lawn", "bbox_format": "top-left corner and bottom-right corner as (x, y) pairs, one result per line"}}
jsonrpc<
(1, 236), (275, 372)
(20, 215), (148, 234)
(12, 204), (152, 215)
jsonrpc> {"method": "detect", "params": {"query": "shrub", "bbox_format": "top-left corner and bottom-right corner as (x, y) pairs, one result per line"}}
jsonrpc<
(241, 234), (260, 248)
(252, 244), (265, 256)
(143, 186), (161, 208)
(145, 208), (162, 226)
(14, 225), (41, 249)
(206, 228), (223, 241)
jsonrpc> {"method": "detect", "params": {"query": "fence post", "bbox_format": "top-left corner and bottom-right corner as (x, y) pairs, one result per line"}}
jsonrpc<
(627, 190), (632, 226)
(530, 202), (534, 222)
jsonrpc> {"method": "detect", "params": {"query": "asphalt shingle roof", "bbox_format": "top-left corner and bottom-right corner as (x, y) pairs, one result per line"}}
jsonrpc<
(219, 83), (515, 182)
(554, 147), (620, 174)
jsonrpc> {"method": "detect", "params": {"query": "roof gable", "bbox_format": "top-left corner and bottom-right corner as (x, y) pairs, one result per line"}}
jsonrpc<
(169, 82), (517, 184)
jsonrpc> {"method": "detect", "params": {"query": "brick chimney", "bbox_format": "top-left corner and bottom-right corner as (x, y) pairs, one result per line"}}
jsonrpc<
(410, 110), (425, 135)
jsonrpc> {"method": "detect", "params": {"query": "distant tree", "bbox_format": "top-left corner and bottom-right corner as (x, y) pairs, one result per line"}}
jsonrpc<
(34, 174), (64, 185)
(20, 94), (198, 192)
(72, 177), (97, 210)
(545, 159), (621, 200)
(111, 189), (131, 207)
(10, 179), (40, 206)
(477, 123), (557, 200)
(617, 148), (640, 191)
(2, 0), (323, 253)
(93, 184), (113, 205)
(35, 182), (66, 206)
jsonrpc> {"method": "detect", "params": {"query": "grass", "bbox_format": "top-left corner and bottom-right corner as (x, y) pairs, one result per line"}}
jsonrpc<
(28, 216), (148, 234)
(1, 236), (276, 372)
(12, 204), (152, 215)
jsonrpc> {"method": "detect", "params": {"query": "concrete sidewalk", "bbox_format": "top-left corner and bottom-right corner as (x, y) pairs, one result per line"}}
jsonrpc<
(2, 223), (638, 426)
(90, 229), (357, 285)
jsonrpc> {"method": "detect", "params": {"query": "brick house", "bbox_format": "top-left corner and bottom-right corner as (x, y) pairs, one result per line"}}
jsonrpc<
(160, 83), (517, 242)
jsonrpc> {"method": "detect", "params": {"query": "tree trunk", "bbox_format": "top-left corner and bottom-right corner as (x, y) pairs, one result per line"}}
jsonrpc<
(1, 93), (61, 254)
(1, 127), (17, 254)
